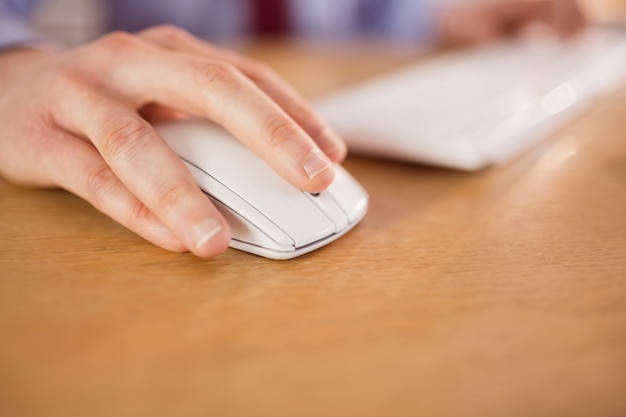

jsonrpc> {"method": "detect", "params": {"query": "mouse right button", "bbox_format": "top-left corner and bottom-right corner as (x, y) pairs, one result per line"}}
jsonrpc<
(305, 192), (349, 233)
(326, 167), (369, 224)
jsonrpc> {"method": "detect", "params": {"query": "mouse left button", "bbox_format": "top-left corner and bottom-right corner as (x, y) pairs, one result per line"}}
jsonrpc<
(211, 197), (295, 253)
(183, 160), (295, 249)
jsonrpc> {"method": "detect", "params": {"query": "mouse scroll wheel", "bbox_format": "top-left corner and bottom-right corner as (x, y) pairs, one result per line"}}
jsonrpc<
(310, 192), (321, 197)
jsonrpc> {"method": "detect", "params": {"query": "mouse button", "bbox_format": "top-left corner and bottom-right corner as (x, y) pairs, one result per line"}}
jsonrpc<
(305, 192), (349, 232)
(190, 153), (336, 248)
(210, 197), (294, 253)
(254, 190), (335, 248)
(178, 136), (337, 248)
(326, 167), (369, 224)
(183, 161), (294, 248)
(158, 121), (336, 247)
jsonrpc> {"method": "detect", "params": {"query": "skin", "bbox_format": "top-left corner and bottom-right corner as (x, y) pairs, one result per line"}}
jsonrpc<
(0, 0), (585, 258)
(438, 0), (585, 45)
(0, 26), (347, 258)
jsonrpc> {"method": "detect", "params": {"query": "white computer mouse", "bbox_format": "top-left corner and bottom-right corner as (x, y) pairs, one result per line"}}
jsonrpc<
(155, 120), (369, 260)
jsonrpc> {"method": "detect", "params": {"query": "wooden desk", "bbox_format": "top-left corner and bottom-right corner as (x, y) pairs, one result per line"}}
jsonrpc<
(1, 41), (625, 417)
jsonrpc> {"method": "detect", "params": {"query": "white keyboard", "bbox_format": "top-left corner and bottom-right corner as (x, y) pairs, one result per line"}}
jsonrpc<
(315, 28), (626, 170)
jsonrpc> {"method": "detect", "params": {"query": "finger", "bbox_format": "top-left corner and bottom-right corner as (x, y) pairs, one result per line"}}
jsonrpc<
(438, 4), (508, 44)
(93, 34), (334, 192)
(80, 32), (334, 192)
(50, 84), (231, 257)
(38, 129), (188, 253)
(500, 0), (585, 37)
(139, 25), (347, 163)
(552, 0), (586, 37)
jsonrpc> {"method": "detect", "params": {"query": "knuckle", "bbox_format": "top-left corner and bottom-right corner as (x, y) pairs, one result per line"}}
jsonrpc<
(85, 164), (117, 207)
(146, 24), (194, 44)
(47, 63), (90, 98)
(99, 115), (152, 161)
(193, 61), (242, 90)
(153, 181), (197, 215)
(94, 31), (145, 57)
(128, 199), (154, 226)
(263, 114), (301, 148)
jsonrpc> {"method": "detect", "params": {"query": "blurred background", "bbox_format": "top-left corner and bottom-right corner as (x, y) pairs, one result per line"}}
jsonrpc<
(579, 0), (626, 24)
(27, 0), (626, 48)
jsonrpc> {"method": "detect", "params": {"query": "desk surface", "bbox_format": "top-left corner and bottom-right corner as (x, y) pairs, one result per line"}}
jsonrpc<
(1, 40), (625, 417)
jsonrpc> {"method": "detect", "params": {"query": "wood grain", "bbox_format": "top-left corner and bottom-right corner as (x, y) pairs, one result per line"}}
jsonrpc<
(1, 41), (625, 417)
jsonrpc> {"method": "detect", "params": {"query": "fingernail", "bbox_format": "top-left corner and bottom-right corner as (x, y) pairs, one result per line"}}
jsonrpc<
(302, 151), (332, 179)
(191, 217), (223, 250)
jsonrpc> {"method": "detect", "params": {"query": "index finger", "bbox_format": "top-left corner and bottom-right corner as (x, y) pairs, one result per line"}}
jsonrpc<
(139, 25), (348, 163)
(86, 32), (336, 193)
(51, 84), (232, 257)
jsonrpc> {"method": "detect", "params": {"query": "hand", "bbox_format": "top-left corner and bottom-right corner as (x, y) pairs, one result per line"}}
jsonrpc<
(0, 25), (347, 258)
(438, 0), (586, 45)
